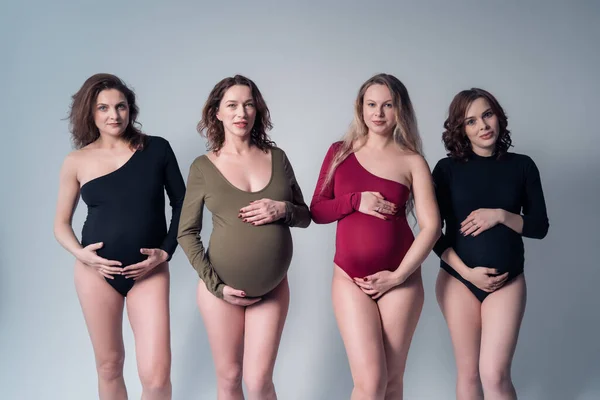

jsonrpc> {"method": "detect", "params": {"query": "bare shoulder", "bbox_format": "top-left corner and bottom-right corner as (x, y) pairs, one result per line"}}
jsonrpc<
(396, 150), (430, 172)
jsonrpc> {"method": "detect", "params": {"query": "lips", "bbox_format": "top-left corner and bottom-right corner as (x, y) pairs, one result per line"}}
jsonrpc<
(373, 121), (386, 126)
(233, 122), (248, 128)
(480, 131), (494, 140)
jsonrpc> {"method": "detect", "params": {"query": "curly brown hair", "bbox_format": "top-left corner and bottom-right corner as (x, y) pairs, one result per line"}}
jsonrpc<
(197, 75), (274, 152)
(442, 88), (512, 160)
(68, 73), (145, 149)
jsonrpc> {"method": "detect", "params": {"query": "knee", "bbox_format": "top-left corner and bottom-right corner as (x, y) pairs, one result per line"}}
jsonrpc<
(243, 370), (275, 397)
(457, 368), (481, 387)
(480, 365), (512, 392)
(139, 362), (171, 393)
(216, 364), (243, 392)
(96, 355), (125, 382)
(354, 373), (387, 400)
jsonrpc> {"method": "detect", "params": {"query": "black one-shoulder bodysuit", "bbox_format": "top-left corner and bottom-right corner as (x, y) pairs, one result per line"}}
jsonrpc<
(80, 136), (186, 296)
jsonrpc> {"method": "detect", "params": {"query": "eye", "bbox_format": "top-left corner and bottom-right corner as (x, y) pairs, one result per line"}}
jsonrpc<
(483, 110), (494, 118)
(367, 102), (375, 107)
(117, 104), (127, 110)
(227, 103), (236, 108)
(98, 105), (107, 111)
(385, 103), (393, 108)
(245, 103), (254, 108)
(465, 119), (475, 126)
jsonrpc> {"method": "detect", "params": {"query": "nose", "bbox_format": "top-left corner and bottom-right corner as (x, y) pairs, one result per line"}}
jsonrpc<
(375, 106), (384, 117)
(108, 107), (119, 121)
(478, 118), (489, 130)
(237, 104), (247, 117)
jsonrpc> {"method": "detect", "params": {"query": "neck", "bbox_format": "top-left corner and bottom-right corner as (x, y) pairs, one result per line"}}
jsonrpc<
(220, 134), (253, 155)
(471, 145), (494, 157)
(364, 132), (394, 150)
(97, 134), (128, 149)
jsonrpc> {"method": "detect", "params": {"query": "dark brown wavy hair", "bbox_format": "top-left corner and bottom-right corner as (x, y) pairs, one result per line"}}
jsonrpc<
(197, 75), (274, 152)
(68, 73), (145, 149)
(442, 88), (512, 160)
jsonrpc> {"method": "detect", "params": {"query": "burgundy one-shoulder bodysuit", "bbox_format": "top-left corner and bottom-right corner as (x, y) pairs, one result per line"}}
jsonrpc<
(310, 142), (414, 278)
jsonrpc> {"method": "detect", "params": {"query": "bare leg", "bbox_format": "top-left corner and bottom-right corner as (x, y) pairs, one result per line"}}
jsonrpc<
(436, 269), (483, 400)
(127, 263), (171, 399)
(197, 280), (246, 400)
(379, 268), (424, 400)
(480, 274), (526, 400)
(332, 266), (387, 400)
(74, 261), (128, 400)
(243, 277), (290, 400)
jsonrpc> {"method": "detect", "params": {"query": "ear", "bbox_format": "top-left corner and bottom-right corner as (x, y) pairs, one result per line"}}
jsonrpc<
(215, 109), (222, 122)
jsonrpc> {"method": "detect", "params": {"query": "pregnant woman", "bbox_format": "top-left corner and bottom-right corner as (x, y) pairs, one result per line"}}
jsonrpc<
(53, 73), (185, 400)
(177, 75), (310, 400)
(310, 73), (440, 400)
(432, 88), (549, 400)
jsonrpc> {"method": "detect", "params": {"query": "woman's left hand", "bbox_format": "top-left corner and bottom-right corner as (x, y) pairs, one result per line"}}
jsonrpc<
(122, 248), (168, 280)
(353, 270), (404, 300)
(460, 208), (504, 237)
(239, 199), (286, 226)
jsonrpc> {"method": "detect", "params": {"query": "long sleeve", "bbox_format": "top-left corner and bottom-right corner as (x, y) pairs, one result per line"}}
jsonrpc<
(521, 157), (549, 239)
(159, 140), (186, 260)
(309, 143), (361, 224)
(432, 161), (453, 257)
(281, 151), (311, 228)
(177, 160), (224, 298)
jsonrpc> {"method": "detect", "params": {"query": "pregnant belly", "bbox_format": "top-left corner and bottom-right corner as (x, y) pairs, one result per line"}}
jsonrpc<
(208, 225), (293, 297)
(335, 214), (414, 278)
(82, 217), (164, 266)
(454, 225), (524, 273)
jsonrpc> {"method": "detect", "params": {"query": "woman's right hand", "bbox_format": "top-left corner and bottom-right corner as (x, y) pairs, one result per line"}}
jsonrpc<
(222, 285), (262, 306)
(75, 242), (123, 279)
(358, 191), (397, 220)
(465, 267), (509, 292)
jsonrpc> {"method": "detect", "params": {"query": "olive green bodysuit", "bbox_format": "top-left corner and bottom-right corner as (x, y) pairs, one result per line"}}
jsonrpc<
(177, 147), (310, 298)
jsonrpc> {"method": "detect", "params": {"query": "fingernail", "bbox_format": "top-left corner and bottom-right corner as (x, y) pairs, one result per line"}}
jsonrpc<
(363, 277), (368, 281)
(241, 292), (246, 297)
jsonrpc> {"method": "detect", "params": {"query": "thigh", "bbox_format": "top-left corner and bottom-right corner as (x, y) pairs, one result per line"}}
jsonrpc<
(378, 269), (424, 376)
(480, 274), (527, 371)
(74, 261), (126, 365)
(126, 263), (171, 374)
(197, 279), (246, 374)
(243, 277), (290, 376)
(436, 269), (482, 374)
(332, 266), (387, 383)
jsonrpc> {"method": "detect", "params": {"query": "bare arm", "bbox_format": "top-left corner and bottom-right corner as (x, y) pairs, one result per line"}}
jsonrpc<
(53, 153), (85, 256)
(391, 155), (441, 283)
(53, 153), (122, 278)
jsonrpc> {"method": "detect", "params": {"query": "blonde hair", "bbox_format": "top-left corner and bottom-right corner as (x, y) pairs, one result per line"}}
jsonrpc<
(324, 73), (423, 215)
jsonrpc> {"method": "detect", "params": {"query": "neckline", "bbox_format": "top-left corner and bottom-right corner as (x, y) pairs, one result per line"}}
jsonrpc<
(350, 152), (410, 191)
(470, 151), (496, 161)
(80, 148), (141, 191)
(203, 149), (276, 194)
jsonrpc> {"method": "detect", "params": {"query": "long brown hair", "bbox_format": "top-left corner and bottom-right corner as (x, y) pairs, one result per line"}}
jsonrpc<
(197, 75), (274, 153)
(68, 73), (145, 149)
(442, 88), (512, 160)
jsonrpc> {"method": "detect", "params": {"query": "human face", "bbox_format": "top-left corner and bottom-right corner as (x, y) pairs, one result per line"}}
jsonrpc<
(94, 89), (129, 137)
(216, 85), (256, 139)
(463, 97), (499, 156)
(362, 84), (396, 137)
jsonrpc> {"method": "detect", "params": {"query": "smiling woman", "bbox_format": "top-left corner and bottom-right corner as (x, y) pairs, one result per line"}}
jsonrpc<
(53, 73), (186, 400)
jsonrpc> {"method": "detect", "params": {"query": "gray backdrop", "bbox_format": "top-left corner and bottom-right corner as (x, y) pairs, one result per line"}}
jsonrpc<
(1, 1), (598, 399)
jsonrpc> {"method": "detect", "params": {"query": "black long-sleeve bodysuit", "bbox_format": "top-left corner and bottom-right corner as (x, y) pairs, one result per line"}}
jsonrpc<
(80, 136), (186, 296)
(432, 152), (549, 302)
